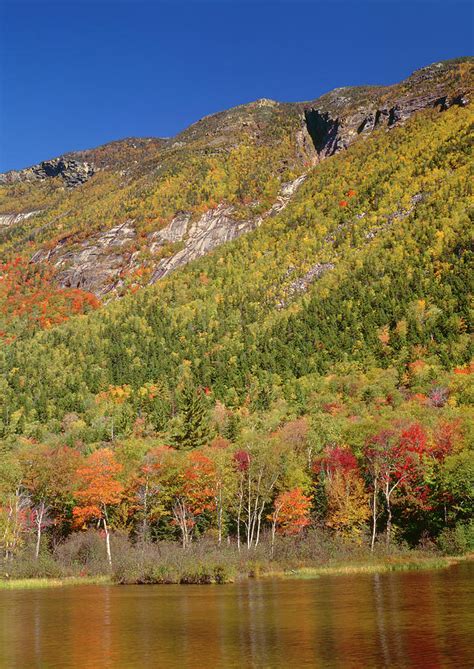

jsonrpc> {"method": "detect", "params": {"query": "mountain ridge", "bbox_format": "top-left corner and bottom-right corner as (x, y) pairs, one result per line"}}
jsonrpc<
(1, 57), (471, 180)
(0, 56), (472, 342)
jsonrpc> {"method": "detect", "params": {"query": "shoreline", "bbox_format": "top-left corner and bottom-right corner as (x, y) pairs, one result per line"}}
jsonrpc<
(0, 575), (112, 590)
(261, 554), (473, 580)
(1, 554), (471, 590)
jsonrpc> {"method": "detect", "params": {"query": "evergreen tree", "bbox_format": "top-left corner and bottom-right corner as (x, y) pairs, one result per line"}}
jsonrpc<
(171, 383), (214, 450)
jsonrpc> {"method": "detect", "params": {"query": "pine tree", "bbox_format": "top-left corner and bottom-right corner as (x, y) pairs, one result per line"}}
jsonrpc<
(171, 383), (214, 450)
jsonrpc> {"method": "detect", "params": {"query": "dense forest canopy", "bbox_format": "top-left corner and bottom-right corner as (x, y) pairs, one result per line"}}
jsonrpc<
(0, 59), (472, 572)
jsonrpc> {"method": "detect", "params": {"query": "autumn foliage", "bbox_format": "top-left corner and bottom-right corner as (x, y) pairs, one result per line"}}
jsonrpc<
(73, 449), (124, 528)
(0, 258), (99, 342)
(270, 488), (312, 536)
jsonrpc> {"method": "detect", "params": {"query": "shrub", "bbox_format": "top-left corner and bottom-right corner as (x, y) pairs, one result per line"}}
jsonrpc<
(437, 521), (474, 555)
(1, 553), (68, 579)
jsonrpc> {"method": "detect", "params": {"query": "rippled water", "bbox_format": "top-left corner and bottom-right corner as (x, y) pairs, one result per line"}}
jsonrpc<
(1, 562), (472, 668)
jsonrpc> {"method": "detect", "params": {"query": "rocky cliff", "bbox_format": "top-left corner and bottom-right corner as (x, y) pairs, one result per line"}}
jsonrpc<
(0, 158), (96, 188)
(0, 57), (472, 301)
(300, 62), (471, 158)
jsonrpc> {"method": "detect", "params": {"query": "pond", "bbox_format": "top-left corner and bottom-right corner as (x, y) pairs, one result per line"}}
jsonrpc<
(0, 562), (472, 668)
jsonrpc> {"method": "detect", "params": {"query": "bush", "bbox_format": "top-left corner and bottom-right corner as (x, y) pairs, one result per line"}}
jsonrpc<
(0, 553), (68, 579)
(437, 521), (474, 555)
(54, 530), (131, 574)
(112, 539), (239, 584)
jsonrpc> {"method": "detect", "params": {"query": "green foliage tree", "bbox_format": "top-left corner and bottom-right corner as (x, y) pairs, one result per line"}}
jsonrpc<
(171, 382), (215, 450)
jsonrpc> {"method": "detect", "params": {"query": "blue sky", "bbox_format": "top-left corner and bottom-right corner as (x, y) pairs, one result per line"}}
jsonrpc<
(0, 1), (472, 171)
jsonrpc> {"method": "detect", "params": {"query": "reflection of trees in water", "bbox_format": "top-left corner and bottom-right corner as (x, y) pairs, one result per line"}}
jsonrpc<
(400, 572), (446, 668)
(216, 583), (235, 667)
(372, 570), (452, 669)
(3, 565), (474, 668)
(102, 585), (112, 666)
(387, 573), (405, 664)
(237, 580), (274, 666)
(373, 573), (394, 667)
(33, 593), (41, 664)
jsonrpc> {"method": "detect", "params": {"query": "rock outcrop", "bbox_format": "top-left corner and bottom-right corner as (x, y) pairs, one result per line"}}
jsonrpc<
(28, 174), (308, 296)
(30, 221), (136, 296)
(149, 206), (253, 283)
(0, 210), (41, 227)
(277, 262), (335, 308)
(0, 158), (96, 188)
(149, 174), (307, 284)
(302, 62), (470, 158)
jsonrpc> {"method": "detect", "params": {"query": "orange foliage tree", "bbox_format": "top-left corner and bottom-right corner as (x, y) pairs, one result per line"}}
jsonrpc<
(0, 258), (99, 342)
(73, 449), (124, 566)
(171, 451), (217, 548)
(268, 487), (312, 557)
(20, 444), (78, 559)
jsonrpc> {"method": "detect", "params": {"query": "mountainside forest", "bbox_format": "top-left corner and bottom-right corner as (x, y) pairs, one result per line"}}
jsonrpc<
(0, 58), (472, 580)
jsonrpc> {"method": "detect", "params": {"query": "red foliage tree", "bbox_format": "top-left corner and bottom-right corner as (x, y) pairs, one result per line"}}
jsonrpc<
(0, 258), (99, 342)
(268, 488), (312, 556)
(364, 424), (430, 549)
(314, 445), (358, 478)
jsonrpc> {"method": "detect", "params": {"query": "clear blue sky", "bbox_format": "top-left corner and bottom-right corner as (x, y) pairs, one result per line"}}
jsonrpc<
(0, 1), (472, 172)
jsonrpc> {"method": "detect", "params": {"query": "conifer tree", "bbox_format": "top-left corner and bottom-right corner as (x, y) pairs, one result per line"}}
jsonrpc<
(172, 382), (214, 450)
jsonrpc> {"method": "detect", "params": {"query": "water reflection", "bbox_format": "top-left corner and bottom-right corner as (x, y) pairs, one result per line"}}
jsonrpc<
(0, 563), (472, 668)
(374, 572), (393, 666)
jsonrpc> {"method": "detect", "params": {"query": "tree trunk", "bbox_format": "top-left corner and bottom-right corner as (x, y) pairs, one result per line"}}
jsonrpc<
(216, 486), (223, 545)
(270, 520), (276, 559)
(371, 479), (378, 552)
(246, 476), (252, 548)
(35, 501), (45, 561)
(255, 500), (266, 548)
(384, 483), (392, 548)
(173, 499), (190, 549)
(236, 480), (243, 552)
(103, 512), (112, 567)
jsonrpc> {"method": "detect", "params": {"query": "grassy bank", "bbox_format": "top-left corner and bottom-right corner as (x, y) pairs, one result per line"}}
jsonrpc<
(1, 556), (470, 590)
(1, 531), (472, 589)
(264, 554), (473, 580)
(0, 575), (111, 590)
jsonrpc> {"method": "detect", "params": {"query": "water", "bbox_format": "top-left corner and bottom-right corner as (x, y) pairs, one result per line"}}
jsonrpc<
(0, 563), (472, 668)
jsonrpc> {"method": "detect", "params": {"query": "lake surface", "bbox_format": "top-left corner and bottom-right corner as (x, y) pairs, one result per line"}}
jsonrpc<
(0, 562), (472, 668)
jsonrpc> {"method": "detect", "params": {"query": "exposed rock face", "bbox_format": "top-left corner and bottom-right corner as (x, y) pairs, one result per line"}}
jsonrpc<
(149, 174), (307, 284)
(28, 174), (308, 296)
(303, 86), (470, 158)
(149, 206), (253, 283)
(0, 158), (96, 188)
(0, 210), (41, 227)
(148, 212), (192, 253)
(30, 221), (136, 295)
(277, 262), (335, 308)
(304, 110), (342, 157)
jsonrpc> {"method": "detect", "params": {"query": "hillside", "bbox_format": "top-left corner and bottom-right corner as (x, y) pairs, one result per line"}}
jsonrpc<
(0, 58), (473, 562)
(0, 59), (471, 318)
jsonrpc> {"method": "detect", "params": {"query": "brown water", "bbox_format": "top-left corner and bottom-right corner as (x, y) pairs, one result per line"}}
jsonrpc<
(0, 563), (472, 669)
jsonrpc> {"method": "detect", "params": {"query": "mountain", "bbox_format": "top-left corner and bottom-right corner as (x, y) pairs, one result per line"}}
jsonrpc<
(0, 58), (471, 306)
(0, 57), (473, 558)
(0, 57), (472, 426)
